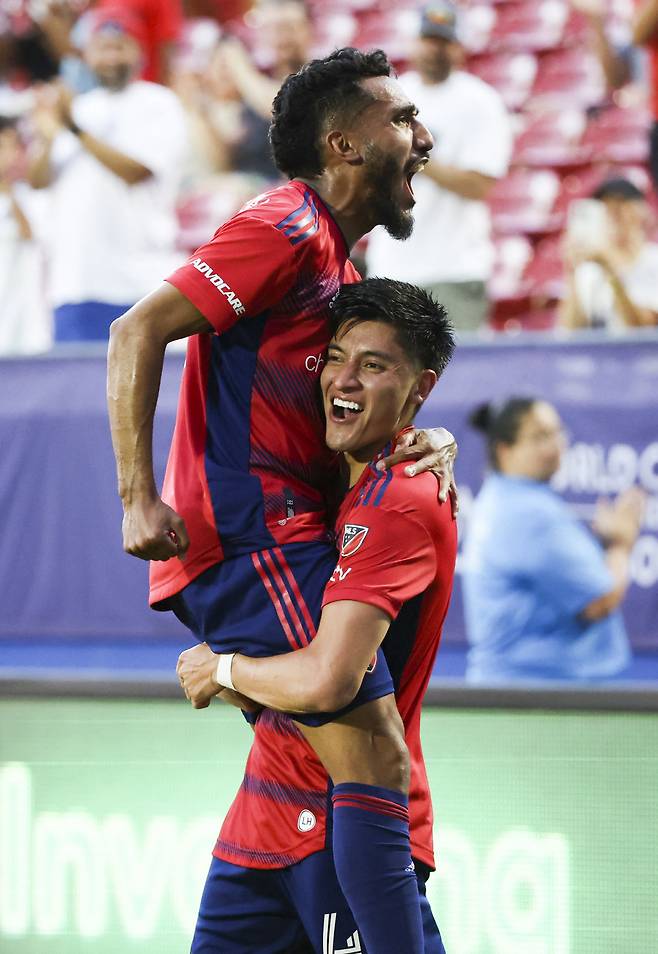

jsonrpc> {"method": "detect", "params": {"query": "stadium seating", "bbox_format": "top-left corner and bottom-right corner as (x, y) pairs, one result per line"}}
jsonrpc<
(468, 51), (538, 110)
(511, 109), (588, 168)
(488, 0), (570, 53)
(487, 168), (561, 234)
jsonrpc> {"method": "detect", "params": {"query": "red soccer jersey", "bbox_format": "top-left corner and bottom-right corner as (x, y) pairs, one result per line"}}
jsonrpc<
(150, 182), (359, 605)
(215, 452), (457, 871)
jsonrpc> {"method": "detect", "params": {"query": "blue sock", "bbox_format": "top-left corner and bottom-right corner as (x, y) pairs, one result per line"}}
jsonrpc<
(331, 782), (424, 954)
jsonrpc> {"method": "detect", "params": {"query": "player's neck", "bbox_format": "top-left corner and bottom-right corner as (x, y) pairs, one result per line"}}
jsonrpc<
(345, 455), (369, 488)
(295, 176), (374, 250)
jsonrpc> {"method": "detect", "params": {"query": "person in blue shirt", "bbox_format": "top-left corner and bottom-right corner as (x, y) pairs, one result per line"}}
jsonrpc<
(462, 397), (644, 683)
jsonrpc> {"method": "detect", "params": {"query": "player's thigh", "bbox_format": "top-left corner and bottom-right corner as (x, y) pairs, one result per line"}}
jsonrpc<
(282, 851), (446, 954)
(191, 856), (311, 954)
(281, 850), (361, 954)
(169, 540), (337, 657)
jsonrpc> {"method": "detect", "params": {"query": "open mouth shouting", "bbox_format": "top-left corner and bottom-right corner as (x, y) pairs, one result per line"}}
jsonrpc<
(403, 155), (429, 204)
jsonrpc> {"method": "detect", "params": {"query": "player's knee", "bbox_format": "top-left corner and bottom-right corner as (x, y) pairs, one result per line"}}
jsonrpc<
(376, 729), (410, 794)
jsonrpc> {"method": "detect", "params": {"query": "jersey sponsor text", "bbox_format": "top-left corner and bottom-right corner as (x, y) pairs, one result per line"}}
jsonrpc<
(190, 258), (246, 315)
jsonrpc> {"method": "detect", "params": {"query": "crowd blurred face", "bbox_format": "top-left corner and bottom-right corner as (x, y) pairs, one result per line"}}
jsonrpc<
(85, 30), (142, 90)
(321, 320), (434, 463)
(411, 35), (458, 84)
(602, 196), (648, 246)
(349, 75), (433, 239)
(497, 401), (566, 482)
(261, 2), (312, 75)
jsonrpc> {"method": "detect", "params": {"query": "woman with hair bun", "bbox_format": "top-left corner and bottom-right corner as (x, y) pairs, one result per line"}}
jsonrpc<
(461, 397), (643, 683)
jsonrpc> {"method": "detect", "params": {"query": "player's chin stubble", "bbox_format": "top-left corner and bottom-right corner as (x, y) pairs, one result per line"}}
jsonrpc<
(363, 148), (414, 241)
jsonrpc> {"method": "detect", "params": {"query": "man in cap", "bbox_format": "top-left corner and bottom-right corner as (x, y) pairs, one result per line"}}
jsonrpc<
(365, 0), (513, 332)
(27, 7), (187, 341)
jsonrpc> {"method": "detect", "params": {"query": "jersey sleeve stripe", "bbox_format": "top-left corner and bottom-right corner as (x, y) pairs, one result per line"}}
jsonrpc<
(275, 195), (311, 231)
(275, 192), (320, 246)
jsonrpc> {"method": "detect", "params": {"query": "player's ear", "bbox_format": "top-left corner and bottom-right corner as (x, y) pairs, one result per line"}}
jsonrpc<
(326, 129), (364, 165)
(414, 369), (437, 406)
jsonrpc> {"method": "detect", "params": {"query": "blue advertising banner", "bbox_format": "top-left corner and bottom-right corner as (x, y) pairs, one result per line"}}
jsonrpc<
(417, 335), (658, 651)
(1, 336), (656, 655)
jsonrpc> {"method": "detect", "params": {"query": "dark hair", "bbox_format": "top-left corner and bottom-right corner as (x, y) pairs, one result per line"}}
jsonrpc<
(270, 47), (392, 178)
(592, 177), (645, 202)
(330, 277), (455, 376)
(470, 397), (537, 468)
(0, 116), (18, 133)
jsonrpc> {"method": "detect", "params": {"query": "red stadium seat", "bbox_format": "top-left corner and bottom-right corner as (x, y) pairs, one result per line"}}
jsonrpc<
(579, 106), (652, 165)
(467, 52), (538, 110)
(488, 234), (533, 301)
(523, 235), (565, 300)
(512, 109), (588, 168)
(352, 8), (419, 62)
(487, 168), (561, 234)
(460, 4), (497, 54)
(531, 47), (606, 109)
(489, 0), (569, 53)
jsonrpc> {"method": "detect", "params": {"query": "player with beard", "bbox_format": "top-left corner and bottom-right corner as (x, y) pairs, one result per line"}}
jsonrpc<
(108, 48), (454, 954)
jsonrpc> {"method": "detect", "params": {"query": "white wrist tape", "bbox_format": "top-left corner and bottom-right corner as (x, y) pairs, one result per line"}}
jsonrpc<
(216, 653), (236, 691)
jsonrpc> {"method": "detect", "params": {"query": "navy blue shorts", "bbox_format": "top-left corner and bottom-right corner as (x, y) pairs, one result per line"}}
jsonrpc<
(191, 853), (447, 954)
(168, 541), (394, 726)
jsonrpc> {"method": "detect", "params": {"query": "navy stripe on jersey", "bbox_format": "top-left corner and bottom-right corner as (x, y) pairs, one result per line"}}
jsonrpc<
(242, 774), (327, 813)
(258, 709), (305, 740)
(270, 547), (317, 644)
(355, 467), (393, 508)
(205, 316), (276, 557)
(254, 551), (307, 650)
(275, 192), (320, 246)
(382, 592), (426, 692)
(214, 837), (299, 868)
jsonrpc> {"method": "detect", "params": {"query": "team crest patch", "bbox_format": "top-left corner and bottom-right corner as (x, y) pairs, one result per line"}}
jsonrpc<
(341, 524), (369, 557)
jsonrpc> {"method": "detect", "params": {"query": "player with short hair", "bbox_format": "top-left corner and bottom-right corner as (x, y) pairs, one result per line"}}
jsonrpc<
(178, 277), (457, 954)
(108, 48), (456, 954)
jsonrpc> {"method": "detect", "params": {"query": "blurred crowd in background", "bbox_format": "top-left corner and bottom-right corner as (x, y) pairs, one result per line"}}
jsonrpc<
(2, 0), (658, 352)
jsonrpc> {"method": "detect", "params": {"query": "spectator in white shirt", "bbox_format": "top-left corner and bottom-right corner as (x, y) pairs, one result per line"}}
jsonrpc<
(0, 116), (50, 355)
(27, 8), (187, 342)
(560, 178), (658, 331)
(365, 1), (513, 333)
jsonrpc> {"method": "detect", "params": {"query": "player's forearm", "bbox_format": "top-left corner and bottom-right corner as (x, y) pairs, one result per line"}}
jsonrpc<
(231, 648), (360, 715)
(633, 0), (658, 43)
(73, 128), (152, 185)
(423, 161), (496, 200)
(107, 311), (166, 505)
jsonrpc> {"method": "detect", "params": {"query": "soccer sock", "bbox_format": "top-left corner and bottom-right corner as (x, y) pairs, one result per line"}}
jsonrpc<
(331, 782), (424, 954)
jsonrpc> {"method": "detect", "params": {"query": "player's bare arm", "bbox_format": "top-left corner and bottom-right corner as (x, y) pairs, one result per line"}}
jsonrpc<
(177, 601), (411, 791)
(107, 283), (211, 561)
(177, 600), (390, 713)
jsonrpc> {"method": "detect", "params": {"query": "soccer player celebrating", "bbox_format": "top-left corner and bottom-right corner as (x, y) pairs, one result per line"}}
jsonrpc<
(178, 278), (457, 954)
(108, 48), (456, 954)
